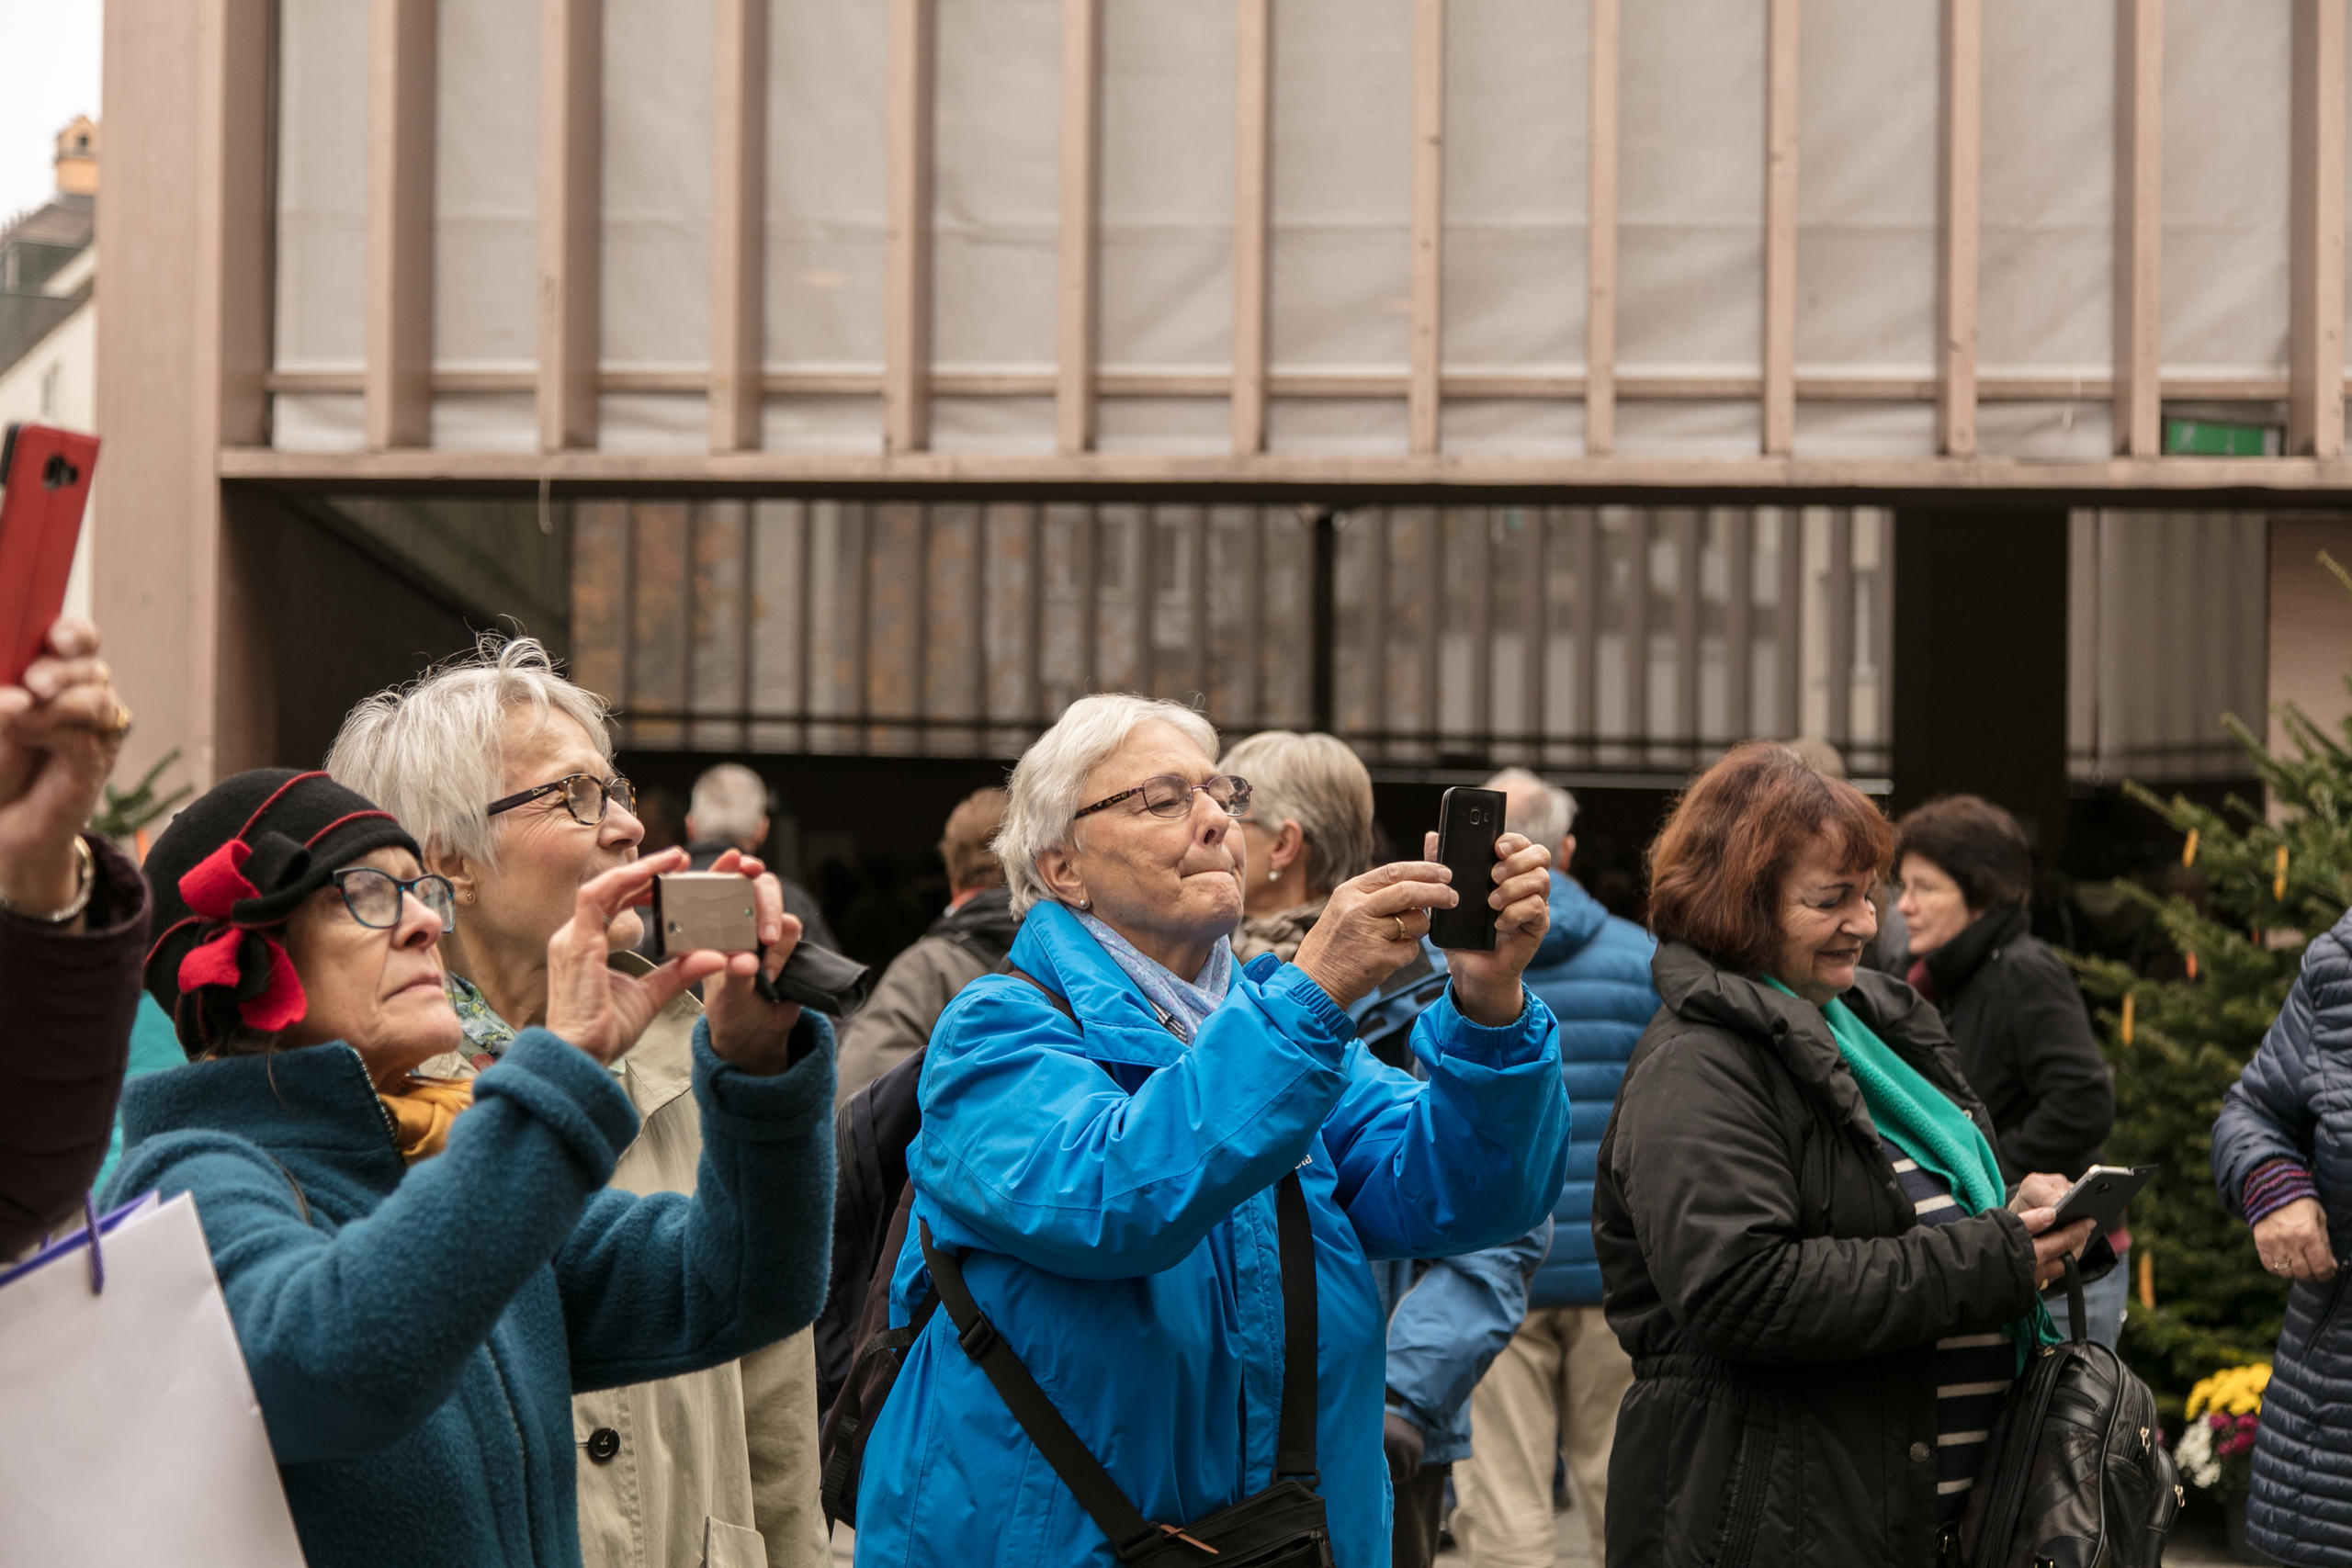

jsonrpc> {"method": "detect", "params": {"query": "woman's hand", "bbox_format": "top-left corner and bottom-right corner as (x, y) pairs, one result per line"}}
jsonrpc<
(1427, 830), (1554, 1027)
(2017, 1205), (2099, 1290)
(0, 618), (127, 929)
(2009, 1172), (2073, 1213)
(543, 849), (726, 1064)
(698, 848), (807, 1076)
(2254, 1196), (2339, 1283)
(1294, 859), (1460, 1011)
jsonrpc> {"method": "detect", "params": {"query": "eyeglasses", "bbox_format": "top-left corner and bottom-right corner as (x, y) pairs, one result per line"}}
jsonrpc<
(1072, 773), (1251, 822)
(332, 868), (458, 932)
(485, 773), (636, 827)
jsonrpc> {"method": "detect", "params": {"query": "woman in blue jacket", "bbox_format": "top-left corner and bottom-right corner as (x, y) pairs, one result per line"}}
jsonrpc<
(107, 769), (834, 1568)
(854, 695), (1571, 1568)
(2213, 907), (2352, 1567)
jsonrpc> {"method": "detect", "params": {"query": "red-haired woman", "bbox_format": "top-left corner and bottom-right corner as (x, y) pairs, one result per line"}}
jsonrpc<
(1591, 743), (2097, 1567)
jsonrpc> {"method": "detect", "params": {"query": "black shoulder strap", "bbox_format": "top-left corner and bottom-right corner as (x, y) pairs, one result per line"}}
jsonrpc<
(919, 1171), (1318, 1558)
(1002, 963), (1078, 1026)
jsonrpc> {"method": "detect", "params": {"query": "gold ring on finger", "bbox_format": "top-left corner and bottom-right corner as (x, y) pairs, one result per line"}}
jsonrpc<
(1392, 914), (1410, 942)
(106, 700), (133, 741)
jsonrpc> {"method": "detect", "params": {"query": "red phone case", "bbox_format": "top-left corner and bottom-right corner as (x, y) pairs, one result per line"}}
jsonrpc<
(0, 423), (100, 686)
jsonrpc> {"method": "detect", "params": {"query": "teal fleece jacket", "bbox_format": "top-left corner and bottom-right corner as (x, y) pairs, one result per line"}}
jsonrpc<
(105, 1019), (835, 1568)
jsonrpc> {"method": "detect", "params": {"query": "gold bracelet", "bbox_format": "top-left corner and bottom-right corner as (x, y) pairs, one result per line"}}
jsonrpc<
(0, 834), (96, 924)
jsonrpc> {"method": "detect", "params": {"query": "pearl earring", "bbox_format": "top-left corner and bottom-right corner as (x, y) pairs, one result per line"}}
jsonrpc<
(1268, 869), (1279, 882)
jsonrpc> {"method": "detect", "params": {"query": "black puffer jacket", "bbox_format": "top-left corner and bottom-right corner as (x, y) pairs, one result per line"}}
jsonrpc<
(1921, 902), (2114, 1181)
(1593, 942), (2041, 1568)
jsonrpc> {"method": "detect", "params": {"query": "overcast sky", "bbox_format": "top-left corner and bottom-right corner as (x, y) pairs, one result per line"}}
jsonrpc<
(0, 0), (102, 229)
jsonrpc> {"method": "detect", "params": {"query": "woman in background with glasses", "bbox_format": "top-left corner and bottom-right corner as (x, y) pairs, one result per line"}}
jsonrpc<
(850, 694), (1572, 1568)
(108, 767), (835, 1568)
(326, 635), (833, 1568)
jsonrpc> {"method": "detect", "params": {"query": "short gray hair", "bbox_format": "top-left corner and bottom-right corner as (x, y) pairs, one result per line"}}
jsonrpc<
(998, 694), (1220, 916)
(1487, 766), (1577, 852)
(1216, 730), (1374, 897)
(325, 634), (615, 871)
(690, 762), (771, 844)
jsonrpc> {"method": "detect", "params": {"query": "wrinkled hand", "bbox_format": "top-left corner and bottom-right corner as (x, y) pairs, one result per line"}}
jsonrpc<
(2254, 1196), (2339, 1284)
(1293, 859), (1459, 1011)
(2009, 1172), (2073, 1214)
(0, 618), (125, 923)
(544, 850), (726, 1064)
(1423, 829), (1553, 1027)
(697, 847), (806, 1076)
(2017, 1206), (2099, 1291)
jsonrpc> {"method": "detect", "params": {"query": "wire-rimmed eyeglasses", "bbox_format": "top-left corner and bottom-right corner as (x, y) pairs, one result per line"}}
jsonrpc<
(1071, 773), (1252, 822)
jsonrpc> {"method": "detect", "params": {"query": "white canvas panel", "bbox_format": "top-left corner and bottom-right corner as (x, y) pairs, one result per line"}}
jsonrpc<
(1617, 0), (1762, 371)
(933, 0), (1060, 372)
(765, 0), (888, 371)
(1612, 399), (1759, 457)
(1100, 0), (1235, 371)
(931, 394), (1057, 453)
(1269, 0), (1412, 370)
(760, 394), (886, 453)
(1980, 0), (2111, 377)
(429, 393), (539, 452)
(272, 392), (366, 452)
(1974, 400), (2114, 459)
(1794, 0), (1935, 372)
(434, 0), (538, 371)
(274, 0), (368, 371)
(1097, 396), (1233, 453)
(1265, 396), (1411, 454)
(1790, 400), (1936, 457)
(1440, 0), (1587, 373)
(597, 393), (709, 452)
(1439, 397), (1585, 456)
(603, 0), (713, 370)
(2161, 2), (2290, 375)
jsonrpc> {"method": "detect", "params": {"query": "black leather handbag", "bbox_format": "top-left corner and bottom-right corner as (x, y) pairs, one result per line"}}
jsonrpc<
(918, 1170), (1335, 1567)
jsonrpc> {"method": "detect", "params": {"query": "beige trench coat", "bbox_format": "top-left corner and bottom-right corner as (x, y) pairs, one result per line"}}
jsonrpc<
(431, 956), (828, 1568)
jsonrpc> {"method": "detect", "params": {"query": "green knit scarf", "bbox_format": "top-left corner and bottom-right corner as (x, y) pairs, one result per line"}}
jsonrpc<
(1769, 979), (2061, 1364)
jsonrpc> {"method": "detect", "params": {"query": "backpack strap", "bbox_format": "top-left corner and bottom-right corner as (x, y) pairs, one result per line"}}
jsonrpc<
(1001, 963), (1077, 1025)
(1272, 1169), (1319, 1483)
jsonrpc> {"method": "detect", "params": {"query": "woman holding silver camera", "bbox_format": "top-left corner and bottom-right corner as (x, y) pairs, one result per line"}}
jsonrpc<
(851, 694), (1571, 1568)
(110, 766), (832, 1568)
(326, 636), (829, 1568)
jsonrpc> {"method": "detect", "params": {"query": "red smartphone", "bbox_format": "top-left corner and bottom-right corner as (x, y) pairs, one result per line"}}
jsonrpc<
(0, 423), (100, 687)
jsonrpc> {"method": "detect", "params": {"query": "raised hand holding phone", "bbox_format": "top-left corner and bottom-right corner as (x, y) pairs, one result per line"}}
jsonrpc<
(1423, 823), (1553, 1028)
(0, 617), (128, 932)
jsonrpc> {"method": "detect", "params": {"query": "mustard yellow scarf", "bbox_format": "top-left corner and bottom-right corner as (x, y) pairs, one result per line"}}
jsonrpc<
(379, 1077), (474, 1164)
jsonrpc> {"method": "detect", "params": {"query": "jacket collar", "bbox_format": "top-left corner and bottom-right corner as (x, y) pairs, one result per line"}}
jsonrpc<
(1003, 901), (1194, 1070)
(933, 885), (1019, 945)
(1650, 940), (1984, 1137)
(1532, 870), (1608, 967)
(607, 948), (699, 1113)
(1922, 901), (2030, 999)
(119, 1038), (404, 1178)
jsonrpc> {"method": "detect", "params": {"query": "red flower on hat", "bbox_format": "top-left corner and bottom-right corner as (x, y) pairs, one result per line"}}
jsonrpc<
(172, 839), (308, 1032)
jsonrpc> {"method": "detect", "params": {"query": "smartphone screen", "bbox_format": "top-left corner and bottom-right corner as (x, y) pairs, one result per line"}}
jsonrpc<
(1428, 786), (1505, 951)
(0, 423), (100, 687)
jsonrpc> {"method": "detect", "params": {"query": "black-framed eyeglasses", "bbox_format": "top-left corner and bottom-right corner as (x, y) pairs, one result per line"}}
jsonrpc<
(1072, 773), (1251, 822)
(332, 868), (458, 932)
(485, 773), (636, 827)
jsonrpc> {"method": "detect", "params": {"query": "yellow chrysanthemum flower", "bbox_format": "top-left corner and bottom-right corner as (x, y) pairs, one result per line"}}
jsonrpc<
(2187, 1363), (2271, 1418)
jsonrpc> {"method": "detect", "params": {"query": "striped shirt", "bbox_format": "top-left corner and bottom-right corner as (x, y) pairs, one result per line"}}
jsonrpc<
(1882, 1134), (2013, 1522)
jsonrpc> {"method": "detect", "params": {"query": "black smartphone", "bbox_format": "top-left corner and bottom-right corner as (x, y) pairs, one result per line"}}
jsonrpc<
(2050, 1163), (2159, 1235)
(1428, 786), (1505, 951)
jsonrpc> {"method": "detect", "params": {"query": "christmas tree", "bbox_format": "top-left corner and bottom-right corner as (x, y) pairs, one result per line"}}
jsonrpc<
(2070, 556), (2352, 1414)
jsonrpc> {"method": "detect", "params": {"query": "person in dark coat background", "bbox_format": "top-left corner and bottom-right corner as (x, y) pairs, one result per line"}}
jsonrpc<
(1595, 743), (2098, 1568)
(1893, 794), (2120, 1344)
(2213, 908), (2352, 1568)
(0, 616), (143, 1260)
(1447, 768), (1656, 1568)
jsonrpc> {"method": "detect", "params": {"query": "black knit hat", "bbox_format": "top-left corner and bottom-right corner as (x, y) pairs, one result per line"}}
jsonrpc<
(143, 769), (422, 1058)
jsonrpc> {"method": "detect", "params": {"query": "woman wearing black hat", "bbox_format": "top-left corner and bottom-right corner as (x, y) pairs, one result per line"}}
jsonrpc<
(107, 768), (836, 1568)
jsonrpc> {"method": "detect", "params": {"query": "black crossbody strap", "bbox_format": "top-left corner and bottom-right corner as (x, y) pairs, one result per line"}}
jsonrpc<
(1272, 1170), (1318, 1482)
(920, 1219), (1163, 1559)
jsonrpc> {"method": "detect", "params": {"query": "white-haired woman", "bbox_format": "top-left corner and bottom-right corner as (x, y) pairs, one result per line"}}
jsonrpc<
(1222, 729), (1379, 964)
(327, 636), (828, 1568)
(852, 695), (1572, 1568)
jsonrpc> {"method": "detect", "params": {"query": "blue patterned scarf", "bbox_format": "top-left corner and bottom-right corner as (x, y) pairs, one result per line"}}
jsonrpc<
(1072, 908), (1233, 1042)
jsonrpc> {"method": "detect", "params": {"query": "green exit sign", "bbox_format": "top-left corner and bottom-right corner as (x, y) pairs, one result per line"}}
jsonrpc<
(2165, 418), (2280, 457)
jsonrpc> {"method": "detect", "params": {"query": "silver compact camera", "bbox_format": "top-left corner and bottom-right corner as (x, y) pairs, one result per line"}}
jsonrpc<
(650, 871), (759, 958)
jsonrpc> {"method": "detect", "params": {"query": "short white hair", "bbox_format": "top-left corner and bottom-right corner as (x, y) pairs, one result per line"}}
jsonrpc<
(998, 694), (1220, 916)
(690, 762), (771, 844)
(1487, 766), (1577, 852)
(325, 633), (615, 871)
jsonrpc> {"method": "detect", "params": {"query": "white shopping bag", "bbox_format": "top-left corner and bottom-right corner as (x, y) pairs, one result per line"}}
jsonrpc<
(0, 1191), (308, 1567)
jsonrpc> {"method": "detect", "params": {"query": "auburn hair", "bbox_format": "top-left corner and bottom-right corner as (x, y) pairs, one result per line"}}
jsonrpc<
(1647, 741), (1894, 973)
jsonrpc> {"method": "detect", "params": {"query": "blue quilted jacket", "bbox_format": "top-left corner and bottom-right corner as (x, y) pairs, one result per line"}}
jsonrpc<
(2213, 909), (2352, 1568)
(1520, 872), (1658, 1309)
